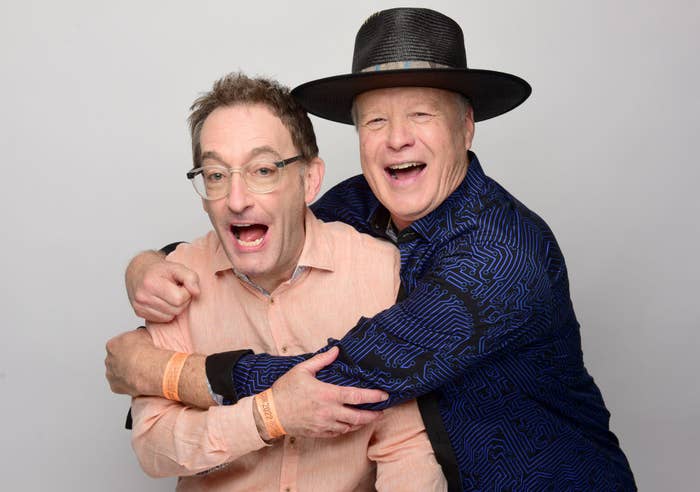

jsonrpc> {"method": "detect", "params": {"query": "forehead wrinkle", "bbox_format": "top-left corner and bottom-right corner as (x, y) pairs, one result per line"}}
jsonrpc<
(359, 88), (450, 112)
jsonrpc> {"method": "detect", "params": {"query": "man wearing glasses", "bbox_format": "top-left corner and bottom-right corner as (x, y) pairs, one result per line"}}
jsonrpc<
(120, 71), (446, 490)
(109, 8), (635, 490)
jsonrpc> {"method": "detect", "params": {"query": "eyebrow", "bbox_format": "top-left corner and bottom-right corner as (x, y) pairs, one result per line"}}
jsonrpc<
(200, 146), (282, 166)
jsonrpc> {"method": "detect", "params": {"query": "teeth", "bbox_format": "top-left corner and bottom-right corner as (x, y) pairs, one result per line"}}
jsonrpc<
(389, 162), (421, 170)
(235, 236), (264, 247)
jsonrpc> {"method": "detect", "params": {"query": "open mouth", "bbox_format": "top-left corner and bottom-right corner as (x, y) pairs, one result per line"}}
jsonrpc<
(385, 162), (426, 180)
(230, 223), (268, 247)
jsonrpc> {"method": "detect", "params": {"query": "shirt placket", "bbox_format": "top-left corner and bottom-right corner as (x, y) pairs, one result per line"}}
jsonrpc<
(278, 435), (300, 492)
(266, 291), (300, 491)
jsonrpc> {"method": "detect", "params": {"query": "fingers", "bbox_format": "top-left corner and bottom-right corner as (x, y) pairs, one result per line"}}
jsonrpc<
(173, 267), (200, 297)
(144, 268), (193, 308)
(297, 346), (339, 375)
(333, 405), (383, 427)
(318, 423), (351, 438)
(157, 282), (193, 310)
(337, 385), (389, 406)
(133, 264), (198, 322)
(133, 300), (180, 323)
(315, 421), (374, 439)
(127, 254), (198, 322)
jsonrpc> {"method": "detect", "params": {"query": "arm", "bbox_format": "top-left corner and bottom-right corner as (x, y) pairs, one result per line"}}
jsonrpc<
(229, 240), (554, 409)
(132, 394), (266, 477)
(130, 322), (268, 478)
(369, 400), (447, 492)
(105, 329), (388, 436)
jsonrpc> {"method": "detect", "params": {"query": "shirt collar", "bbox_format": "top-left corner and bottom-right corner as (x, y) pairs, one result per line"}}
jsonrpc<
(211, 207), (335, 276)
(369, 151), (486, 242)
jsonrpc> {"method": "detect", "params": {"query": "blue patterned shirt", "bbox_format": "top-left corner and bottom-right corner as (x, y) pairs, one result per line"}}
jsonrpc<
(226, 153), (636, 491)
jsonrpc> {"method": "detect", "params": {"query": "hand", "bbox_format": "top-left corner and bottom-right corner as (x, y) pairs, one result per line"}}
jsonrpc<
(126, 250), (200, 322)
(105, 328), (168, 396)
(271, 347), (388, 438)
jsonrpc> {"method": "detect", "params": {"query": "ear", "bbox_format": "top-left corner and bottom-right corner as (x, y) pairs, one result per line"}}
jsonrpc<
(463, 104), (475, 151)
(303, 157), (325, 204)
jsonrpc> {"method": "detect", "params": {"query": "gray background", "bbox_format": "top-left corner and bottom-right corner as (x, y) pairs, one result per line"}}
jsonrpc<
(1, 0), (697, 490)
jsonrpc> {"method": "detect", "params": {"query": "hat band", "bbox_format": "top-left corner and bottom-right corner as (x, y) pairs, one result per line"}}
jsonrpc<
(360, 60), (450, 73)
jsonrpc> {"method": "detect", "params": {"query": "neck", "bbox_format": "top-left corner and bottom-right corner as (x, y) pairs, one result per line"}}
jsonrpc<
(391, 216), (411, 232)
(247, 233), (306, 294)
(248, 267), (297, 294)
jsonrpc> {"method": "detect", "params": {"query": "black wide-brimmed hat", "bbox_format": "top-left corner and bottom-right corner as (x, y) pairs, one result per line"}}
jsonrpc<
(291, 8), (531, 124)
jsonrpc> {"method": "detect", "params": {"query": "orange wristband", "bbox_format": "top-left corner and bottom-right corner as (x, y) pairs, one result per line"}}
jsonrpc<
(162, 352), (188, 402)
(254, 388), (286, 439)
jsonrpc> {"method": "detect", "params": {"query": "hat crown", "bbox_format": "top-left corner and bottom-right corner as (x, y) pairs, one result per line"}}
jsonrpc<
(351, 8), (468, 73)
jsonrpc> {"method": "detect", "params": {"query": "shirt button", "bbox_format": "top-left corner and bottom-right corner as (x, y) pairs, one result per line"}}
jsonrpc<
(270, 297), (274, 304)
(285, 488), (291, 492)
(281, 345), (288, 353)
(289, 436), (296, 444)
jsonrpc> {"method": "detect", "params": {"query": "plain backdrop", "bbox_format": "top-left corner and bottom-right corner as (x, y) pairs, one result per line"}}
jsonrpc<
(1, 0), (698, 490)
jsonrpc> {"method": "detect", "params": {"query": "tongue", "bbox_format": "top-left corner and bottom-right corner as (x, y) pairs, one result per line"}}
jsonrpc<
(238, 225), (267, 242)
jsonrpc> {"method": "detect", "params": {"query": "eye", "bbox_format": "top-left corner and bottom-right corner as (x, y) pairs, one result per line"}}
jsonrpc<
(204, 169), (226, 182)
(249, 162), (279, 179)
(411, 112), (434, 122)
(364, 117), (387, 129)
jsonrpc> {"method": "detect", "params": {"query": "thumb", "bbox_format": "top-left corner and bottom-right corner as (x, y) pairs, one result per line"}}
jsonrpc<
(299, 346), (339, 376)
(171, 265), (201, 297)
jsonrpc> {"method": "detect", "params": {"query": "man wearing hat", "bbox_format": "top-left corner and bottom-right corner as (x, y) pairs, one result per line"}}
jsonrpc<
(110, 8), (636, 490)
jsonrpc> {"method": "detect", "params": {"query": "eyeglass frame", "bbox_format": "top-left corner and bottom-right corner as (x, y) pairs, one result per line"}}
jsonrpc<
(186, 154), (304, 199)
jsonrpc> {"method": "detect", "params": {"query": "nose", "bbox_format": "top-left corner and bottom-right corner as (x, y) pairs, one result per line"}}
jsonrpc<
(226, 172), (254, 213)
(386, 118), (415, 151)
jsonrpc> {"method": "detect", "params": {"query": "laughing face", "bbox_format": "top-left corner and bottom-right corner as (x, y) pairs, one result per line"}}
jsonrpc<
(354, 87), (474, 230)
(199, 104), (323, 292)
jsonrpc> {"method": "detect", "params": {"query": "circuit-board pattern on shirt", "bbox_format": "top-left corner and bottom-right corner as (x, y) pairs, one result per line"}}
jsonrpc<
(232, 154), (636, 491)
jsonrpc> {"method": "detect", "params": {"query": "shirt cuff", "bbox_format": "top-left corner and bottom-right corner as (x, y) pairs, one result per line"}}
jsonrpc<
(209, 396), (269, 452)
(205, 350), (253, 404)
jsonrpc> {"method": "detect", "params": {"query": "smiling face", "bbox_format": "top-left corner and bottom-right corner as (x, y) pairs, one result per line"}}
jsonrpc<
(354, 87), (474, 230)
(200, 104), (323, 292)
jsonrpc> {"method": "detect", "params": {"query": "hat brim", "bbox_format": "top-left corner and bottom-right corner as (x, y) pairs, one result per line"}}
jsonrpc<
(291, 68), (531, 124)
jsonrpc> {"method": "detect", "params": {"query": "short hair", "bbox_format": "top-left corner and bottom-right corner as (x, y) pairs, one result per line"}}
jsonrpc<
(189, 72), (318, 167)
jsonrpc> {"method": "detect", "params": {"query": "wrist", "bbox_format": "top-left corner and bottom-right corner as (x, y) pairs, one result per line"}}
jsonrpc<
(137, 347), (174, 396)
(252, 398), (274, 443)
(125, 250), (166, 302)
(162, 352), (189, 401)
(253, 389), (286, 442)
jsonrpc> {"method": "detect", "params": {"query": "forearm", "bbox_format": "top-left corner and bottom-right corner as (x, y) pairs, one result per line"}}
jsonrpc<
(177, 354), (217, 409)
(106, 329), (215, 408)
(131, 395), (266, 478)
(144, 344), (219, 409)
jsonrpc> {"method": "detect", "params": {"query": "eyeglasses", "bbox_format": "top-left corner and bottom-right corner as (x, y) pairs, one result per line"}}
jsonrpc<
(186, 155), (303, 199)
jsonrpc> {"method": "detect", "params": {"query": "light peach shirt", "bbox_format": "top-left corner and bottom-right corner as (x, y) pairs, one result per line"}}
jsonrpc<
(131, 210), (446, 491)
